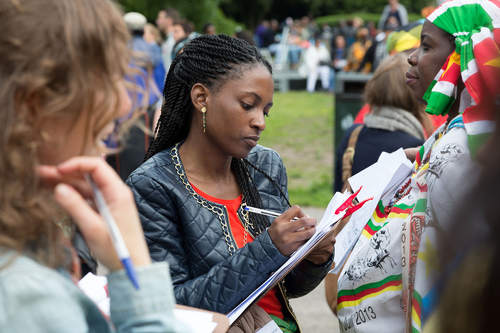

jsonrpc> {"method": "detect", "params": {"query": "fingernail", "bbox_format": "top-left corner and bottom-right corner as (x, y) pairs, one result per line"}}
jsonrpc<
(55, 183), (71, 197)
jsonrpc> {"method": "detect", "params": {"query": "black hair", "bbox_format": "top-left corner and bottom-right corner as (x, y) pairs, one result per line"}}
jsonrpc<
(146, 34), (287, 234)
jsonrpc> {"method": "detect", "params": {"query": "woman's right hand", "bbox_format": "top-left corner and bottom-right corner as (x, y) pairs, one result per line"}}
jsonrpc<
(267, 205), (317, 257)
(41, 157), (151, 272)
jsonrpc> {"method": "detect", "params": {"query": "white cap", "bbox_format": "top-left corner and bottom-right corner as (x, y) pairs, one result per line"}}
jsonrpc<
(124, 12), (147, 31)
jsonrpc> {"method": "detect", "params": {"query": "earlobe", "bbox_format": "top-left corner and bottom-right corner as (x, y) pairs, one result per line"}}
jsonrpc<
(190, 83), (209, 111)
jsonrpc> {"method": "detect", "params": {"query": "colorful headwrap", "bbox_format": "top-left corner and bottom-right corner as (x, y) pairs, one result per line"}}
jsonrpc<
(424, 0), (500, 156)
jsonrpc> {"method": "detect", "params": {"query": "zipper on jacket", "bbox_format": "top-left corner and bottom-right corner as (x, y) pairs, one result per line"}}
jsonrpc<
(278, 280), (302, 333)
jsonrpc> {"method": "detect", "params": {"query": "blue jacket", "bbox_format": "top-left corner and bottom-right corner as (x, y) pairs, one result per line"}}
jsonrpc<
(127, 144), (333, 319)
(334, 125), (424, 192)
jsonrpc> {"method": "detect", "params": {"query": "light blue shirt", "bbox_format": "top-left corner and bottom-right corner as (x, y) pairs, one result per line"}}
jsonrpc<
(0, 251), (187, 332)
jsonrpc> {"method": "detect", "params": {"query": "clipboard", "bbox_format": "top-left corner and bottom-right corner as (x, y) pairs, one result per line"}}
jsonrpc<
(227, 189), (370, 324)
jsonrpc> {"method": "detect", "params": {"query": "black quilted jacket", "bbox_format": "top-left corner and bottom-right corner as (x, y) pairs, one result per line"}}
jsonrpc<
(127, 144), (333, 316)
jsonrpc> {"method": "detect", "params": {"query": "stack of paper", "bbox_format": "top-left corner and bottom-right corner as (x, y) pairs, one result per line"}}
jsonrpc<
(174, 308), (217, 333)
(331, 148), (413, 274)
(228, 191), (351, 324)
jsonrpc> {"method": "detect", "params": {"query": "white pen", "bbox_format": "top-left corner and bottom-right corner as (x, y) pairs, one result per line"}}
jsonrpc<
(85, 174), (140, 290)
(244, 206), (299, 221)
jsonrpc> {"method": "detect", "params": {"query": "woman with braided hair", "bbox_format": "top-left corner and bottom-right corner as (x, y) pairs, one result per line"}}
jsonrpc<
(127, 34), (335, 332)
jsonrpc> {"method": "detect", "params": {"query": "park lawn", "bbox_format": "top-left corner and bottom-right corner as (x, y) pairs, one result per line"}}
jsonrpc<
(259, 91), (334, 208)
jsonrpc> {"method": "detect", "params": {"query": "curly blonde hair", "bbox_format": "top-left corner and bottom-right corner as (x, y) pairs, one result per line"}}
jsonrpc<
(0, 0), (131, 266)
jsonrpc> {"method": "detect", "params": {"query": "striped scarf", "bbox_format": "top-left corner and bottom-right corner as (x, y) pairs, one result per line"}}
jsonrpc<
(423, 0), (500, 157)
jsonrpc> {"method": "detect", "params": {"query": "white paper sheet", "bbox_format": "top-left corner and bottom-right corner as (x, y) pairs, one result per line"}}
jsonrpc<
(79, 273), (220, 332)
(331, 148), (412, 274)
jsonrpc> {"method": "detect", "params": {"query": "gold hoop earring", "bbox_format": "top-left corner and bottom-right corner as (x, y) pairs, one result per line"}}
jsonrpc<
(201, 106), (207, 133)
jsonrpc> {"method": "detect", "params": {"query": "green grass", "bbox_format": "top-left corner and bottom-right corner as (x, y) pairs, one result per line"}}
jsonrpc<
(259, 91), (334, 208)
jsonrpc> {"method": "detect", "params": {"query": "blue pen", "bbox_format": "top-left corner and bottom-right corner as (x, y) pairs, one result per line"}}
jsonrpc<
(85, 174), (140, 290)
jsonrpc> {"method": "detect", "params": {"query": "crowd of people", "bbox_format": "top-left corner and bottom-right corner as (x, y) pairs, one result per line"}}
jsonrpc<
(254, 0), (420, 92)
(0, 0), (499, 333)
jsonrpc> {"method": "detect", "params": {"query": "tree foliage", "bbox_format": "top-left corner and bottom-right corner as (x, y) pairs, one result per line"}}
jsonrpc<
(230, 0), (433, 26)
(117, 0), (240, 34)
(117, 0), (434, 33)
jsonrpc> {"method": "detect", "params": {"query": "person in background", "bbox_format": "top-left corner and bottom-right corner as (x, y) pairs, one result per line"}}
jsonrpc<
(378, 0), (409, 30)
(127, 34), (335, 332)
(106, 13), (165, 181)
(304, 35), (331, 92)
(235, 27), (256, 45)
(331, 35), (348, 71)
(330, 34), (348, 92)
(124, 12), (165, 92)
(344, 27), (372, 72)
(334, 54), (432, 192)
(0, 0), (184, 331)
(357, 18), (401, 73)
(344, 17), (364, 48)
(255, 20), (275, 48)
(144, 23), (163, 46)
(202, 22), (216, 35)
(156, 7), (180, 72)
(171, 19), (198, 60)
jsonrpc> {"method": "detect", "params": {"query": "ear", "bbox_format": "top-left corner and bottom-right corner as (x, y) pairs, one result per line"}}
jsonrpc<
(190, 83), (210, 112)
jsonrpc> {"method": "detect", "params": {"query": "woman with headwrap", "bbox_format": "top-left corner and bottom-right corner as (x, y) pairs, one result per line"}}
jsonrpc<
(329, 1), (500, 332)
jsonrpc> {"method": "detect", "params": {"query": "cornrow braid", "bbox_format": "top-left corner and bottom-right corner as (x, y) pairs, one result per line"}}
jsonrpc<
(244, 158), (292, 208)
(146, 34), (275, 234)
(231, 159), (269, 235)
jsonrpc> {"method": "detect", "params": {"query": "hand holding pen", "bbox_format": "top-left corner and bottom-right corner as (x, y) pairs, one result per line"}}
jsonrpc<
(264, 205), (317, 257)
(41, 157), (151, 286)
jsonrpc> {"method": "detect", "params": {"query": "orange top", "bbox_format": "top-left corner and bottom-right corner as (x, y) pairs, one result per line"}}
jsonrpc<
(190, 183), (284, 319)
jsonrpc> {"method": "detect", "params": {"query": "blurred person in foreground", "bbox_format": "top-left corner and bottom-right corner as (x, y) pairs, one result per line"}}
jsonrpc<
(434, 96), (500, 333)
(0, 0), (184, 331)
(326, 1), (499, 332)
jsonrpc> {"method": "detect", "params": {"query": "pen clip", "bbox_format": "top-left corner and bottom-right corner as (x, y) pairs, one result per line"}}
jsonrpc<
(335, 186), (372, 217)
(335, 186), (363, 215)
(344, 197), (372, 218)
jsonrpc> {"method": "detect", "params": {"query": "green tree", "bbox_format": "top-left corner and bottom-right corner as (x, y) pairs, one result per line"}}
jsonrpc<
(117, 0), (240, 35)
(220, 0), (272, 29)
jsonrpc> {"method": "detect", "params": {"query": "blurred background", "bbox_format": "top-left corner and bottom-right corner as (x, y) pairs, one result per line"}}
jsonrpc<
(116, 0), (440, 208)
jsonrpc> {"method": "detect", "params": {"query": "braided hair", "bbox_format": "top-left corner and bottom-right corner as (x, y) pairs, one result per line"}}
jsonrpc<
(146, 34), (288, 234)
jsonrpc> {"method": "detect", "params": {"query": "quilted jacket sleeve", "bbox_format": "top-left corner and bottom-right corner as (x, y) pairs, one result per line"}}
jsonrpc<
(127, 172), (289, 314)
(268, 150), (334, 298)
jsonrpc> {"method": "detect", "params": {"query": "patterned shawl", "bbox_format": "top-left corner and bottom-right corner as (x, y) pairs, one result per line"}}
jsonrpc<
(423, 0), (500, 156)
